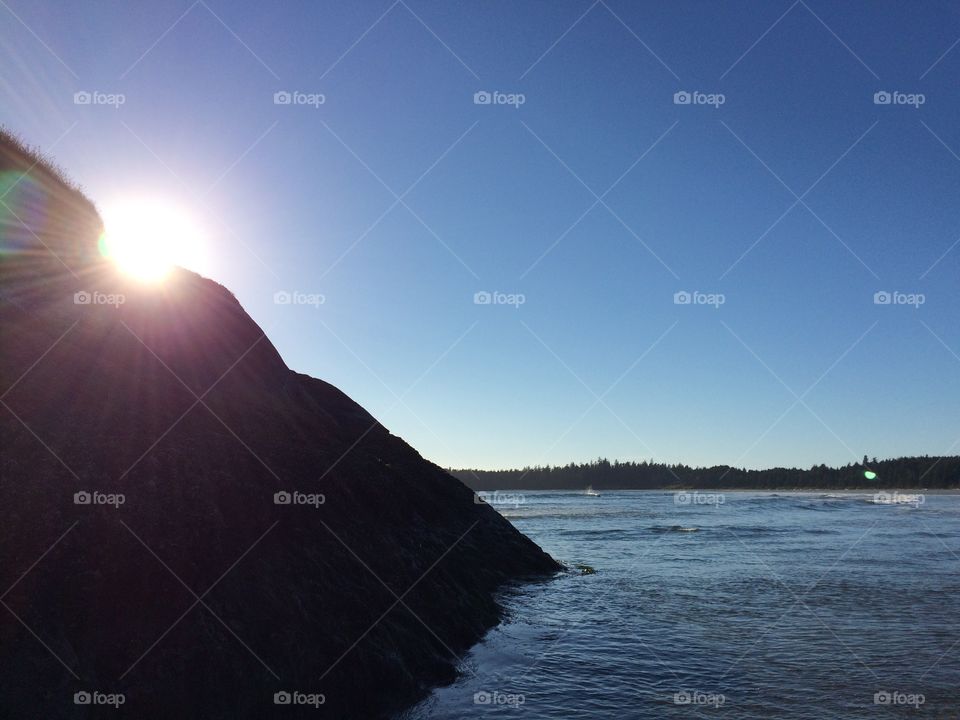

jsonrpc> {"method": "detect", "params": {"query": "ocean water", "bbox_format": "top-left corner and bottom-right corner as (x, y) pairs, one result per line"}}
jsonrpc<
(403, 491), (960, 719)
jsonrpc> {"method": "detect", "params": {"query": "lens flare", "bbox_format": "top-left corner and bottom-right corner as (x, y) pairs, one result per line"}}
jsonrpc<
(99, 198), (206, 282)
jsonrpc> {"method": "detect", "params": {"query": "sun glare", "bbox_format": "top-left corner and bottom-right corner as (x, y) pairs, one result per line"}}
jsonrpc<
(99, 198), (206, 282)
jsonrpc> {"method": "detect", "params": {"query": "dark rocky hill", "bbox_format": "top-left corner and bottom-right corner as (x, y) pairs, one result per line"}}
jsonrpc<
(0, 130), (560, 719)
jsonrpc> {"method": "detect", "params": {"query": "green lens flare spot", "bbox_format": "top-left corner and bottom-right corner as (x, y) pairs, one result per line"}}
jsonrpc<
(864, 470), (877, 480)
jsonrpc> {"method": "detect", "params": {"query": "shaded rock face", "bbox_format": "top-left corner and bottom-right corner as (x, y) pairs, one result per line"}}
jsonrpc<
(0, 132), (560, 719)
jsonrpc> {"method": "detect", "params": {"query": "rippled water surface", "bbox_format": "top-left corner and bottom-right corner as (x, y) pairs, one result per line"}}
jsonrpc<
(403, 491), (960, 718)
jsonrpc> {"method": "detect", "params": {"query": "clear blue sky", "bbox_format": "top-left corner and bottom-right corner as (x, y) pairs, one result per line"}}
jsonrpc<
(3, 0), (959, 470)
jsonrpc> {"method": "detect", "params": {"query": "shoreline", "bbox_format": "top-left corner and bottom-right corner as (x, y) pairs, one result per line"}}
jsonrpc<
(474, 487), (960, 494)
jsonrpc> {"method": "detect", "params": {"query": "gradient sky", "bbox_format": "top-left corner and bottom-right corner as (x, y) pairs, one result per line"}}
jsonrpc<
(2, 0), (959, 470)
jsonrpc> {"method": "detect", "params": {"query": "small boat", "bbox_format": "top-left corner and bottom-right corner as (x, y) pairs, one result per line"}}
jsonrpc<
(585, 486), (600, 497)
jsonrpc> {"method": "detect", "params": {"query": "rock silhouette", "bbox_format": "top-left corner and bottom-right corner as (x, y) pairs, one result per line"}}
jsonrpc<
(0, 130), (560, 719)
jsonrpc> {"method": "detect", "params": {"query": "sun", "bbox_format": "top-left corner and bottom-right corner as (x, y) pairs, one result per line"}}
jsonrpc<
(99, 198), (207, 282)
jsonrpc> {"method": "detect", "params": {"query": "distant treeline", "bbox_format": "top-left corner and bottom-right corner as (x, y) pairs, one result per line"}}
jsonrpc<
(452, 456), (960, 491)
